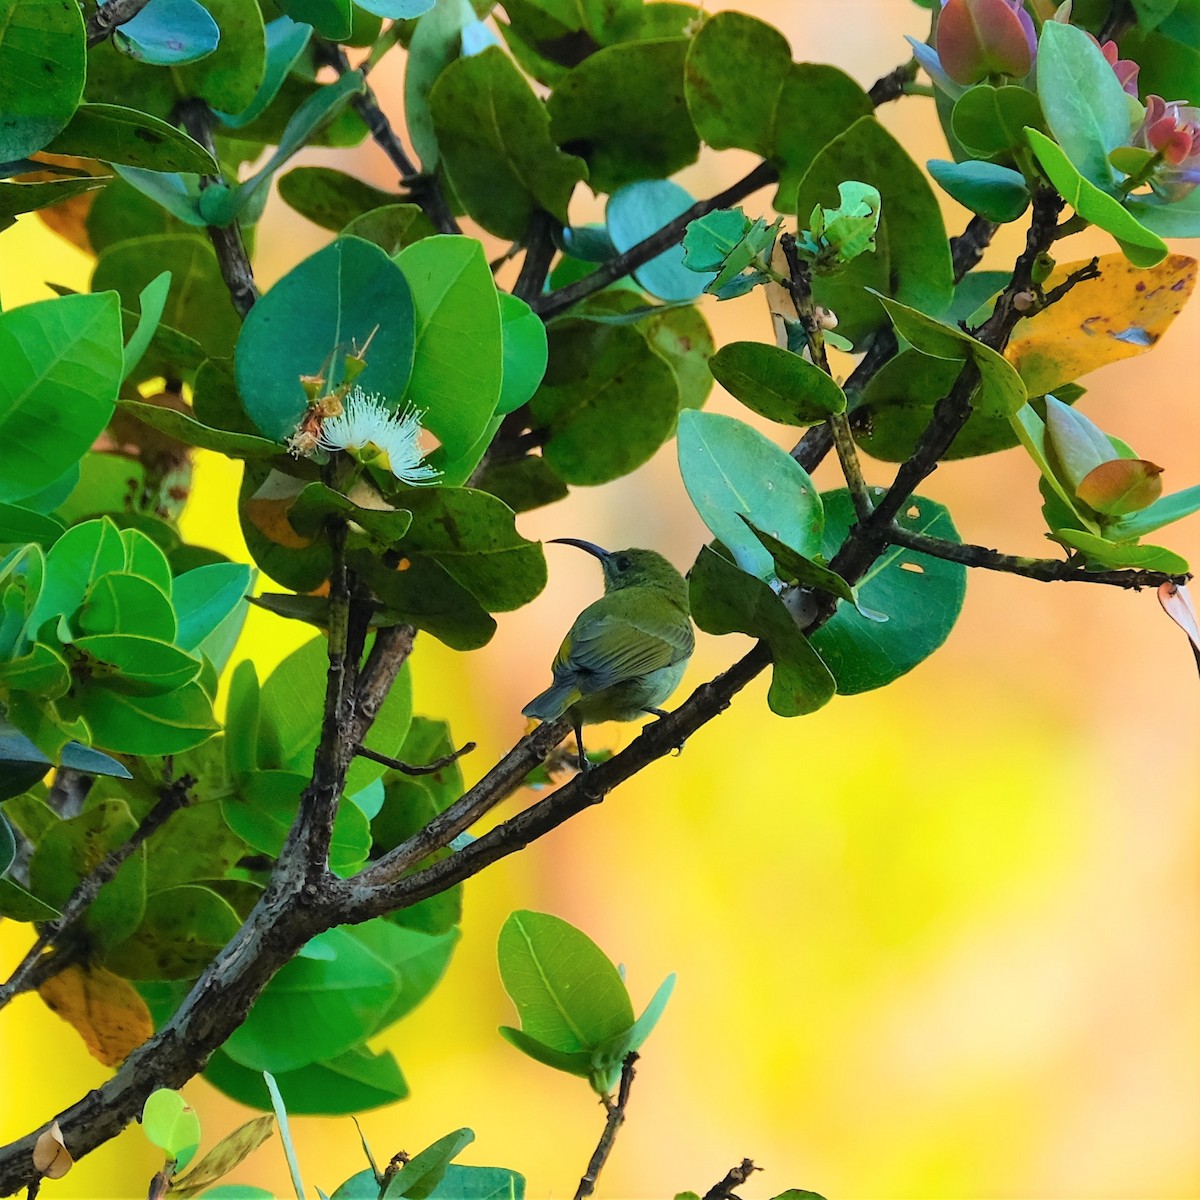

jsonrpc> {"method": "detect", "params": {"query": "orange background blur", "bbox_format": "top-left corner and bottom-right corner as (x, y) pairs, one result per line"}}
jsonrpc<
(2, 3), (1198, 1197)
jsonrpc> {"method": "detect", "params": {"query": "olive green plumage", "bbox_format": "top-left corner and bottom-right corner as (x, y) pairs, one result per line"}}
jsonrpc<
(523, 540), (695, 770)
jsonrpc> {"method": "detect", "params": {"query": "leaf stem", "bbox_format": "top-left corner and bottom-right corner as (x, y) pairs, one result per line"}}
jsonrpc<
(573, 1053), (638, 1200)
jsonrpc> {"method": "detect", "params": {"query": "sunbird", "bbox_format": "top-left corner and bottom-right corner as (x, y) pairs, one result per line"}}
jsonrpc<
(523, 539), (695, 771)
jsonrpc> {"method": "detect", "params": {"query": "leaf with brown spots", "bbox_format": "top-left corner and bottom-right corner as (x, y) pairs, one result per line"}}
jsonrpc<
(1005, 253), (1197, 395)
(38, 963), (153, 1067)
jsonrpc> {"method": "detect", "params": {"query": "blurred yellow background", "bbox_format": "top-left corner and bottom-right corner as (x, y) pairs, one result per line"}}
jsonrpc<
(2, 3), (1198, 1197)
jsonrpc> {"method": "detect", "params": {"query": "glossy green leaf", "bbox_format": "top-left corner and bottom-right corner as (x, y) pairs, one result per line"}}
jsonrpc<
(395, 236), (504, 467)
(116, 400), (280, 460)
(531, 318), (679, 485)
(688, 545), (836, 717)
(406, 0), (478, 170)
(263, 1071), (306, 1200)
(1108, 484), (1200, 540)
(810, 490), (967, 694)
(141, 1089), (202, 1168)
(0, 0), (86, 160)
(430, 46), (586, 239)
(216, 15), (311, 129)
(548, 38), (697, 194)
(1037, 21), (1132, 188)
(1026, 129), (1168, 268)
(29, 800), (146, 950)
(383, 1129), (474, 1199)
(429, 1165), (527, 1200)
(236, 237), (416, 442)
(709, 342), (846, 425)
(350, 919), (459, 1027)
(75, 573), (174, 643)
(496, 1025), (594, 1077)
(623, 972), (675, 1054)
(277, 167), (400, 231)
(0, 812), (15, 877)
(496, 292), (548, 416)
(794, 117), (954, 340)
(606, 180), (708, 302)
(0, 175), (106, 229)
(683, 12), (872, 211)
(112, 0), (219, 65)
(119, 272), (172, 384)
(927, 159), (1030, 223)
(0, 293), (123, 504)
(73, 632), (198, 695)
(677, 409), (823, 582)
(93, 236), (240, 358)
(497, 910), (633, 1054)
(286, 482), (414, 548)
(280, 0), (351, 38)
(43, 104), (214, 176)
(0, 878), (59, 921)
(343, 204), (438, 257)
(472, 455), (568, 515)
(0, 503), (62, 548)
(204, 1044), (408, 1115)
(950, 84), (1045, 158)
(82, 682), (218, 755)
(105, 885), (241, 980)
(385, 485), (546, 612)
(170, 0), (267, 112)
(223, 927), (401, 1073)
(1052, 528), (1189, 573)
(873, 293), (1026, 414)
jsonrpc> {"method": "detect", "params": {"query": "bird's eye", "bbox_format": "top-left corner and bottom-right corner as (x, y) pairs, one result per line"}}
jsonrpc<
(614, 555), (631, 572)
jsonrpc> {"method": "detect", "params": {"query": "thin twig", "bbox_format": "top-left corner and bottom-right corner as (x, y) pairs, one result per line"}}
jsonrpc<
(868, 59), (918, 106)
(313, 41), (461, 236)
(174, 100), (258, 317)
(85, 0), (154, 47)
(701, 1158), (760, 1200)
(887, 526), (1190, 589)
(533, 161), (778, 319)
(574, 1053), (638, 1200)
(778, 233), (873, 521)
(354, 741), (476, 776)
(513, 210), (558, 304)
(950, 214), (1000, 282)
(0, 776), (193, 1011)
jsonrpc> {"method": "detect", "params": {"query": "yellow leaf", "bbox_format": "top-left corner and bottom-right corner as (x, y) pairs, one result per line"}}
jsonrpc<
(1006, 253), (1197, 395)
(38, 963), (154, 1067)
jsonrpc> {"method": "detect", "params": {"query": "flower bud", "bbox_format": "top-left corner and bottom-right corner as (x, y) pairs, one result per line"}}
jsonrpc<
(936, 0), (1037, 85)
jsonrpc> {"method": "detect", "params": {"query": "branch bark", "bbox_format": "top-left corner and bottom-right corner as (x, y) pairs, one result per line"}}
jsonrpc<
(85, 0), (154, 47)
(574, 1053), (637, 1200)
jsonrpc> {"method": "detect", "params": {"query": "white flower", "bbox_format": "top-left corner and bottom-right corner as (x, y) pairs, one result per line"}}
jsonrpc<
(314, 387), (440, 485)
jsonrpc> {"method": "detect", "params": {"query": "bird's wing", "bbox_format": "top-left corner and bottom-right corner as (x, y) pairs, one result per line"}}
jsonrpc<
(553, 592), (692, 695)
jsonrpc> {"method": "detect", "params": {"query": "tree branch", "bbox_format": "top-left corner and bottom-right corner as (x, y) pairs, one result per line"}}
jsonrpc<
(887, 526), (1190, 589)
(574, 1053), (638, 1200)
(701, 1158), (760, 1200)
(85, 0), (154, 48)
(174, 100), (258, 317)
(354, 741), (476, 776)
(313, 41), (462, 236)
(0, 776), (193, 1013)
(513, 210), (558, 304)
(867, 58), (918, 106)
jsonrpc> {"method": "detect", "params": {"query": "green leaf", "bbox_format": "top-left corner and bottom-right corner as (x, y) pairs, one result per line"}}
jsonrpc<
(428, 1166), (526, 1200)
(1052, 528), (1189, 572)
(235, 237), (416, 442)
(82, 682), (218, 756)
(224, 927), (401, 1073)
(104, 884), (241, 980)
(141, 1089), (202, 1169)
(688, 545), (836, 717)
(795, 117), (954, 340)
(430, 46), (586, 239)
(0, 293), (123, 504)
(496, 292), (547, 416)
(115, 400), (279, 460)
(872, 293), (1026, 414)
(343, 204), (439, 257)
(216, 15), (312, 129)
(0, 175), (107, 229)
(383, 1129), (475, 1199)
(382, 486), (546, 612)
(93, 235), (241, 359)
(280, 0), (351, 38)
(263, 1070), (307, 1200)
(677, 409), (823, 582)
(204, 1044), (408, 1115)
(0, 0), (86, 160)
(497, 1025), (595, 1078)
(606, 180), (708, 302)
(0, 877), (59, 921)
(395, 236), (504, 468)
(277, 166), (401, 232)
(640, 300), (714, 411)
(286, 483), (413, 549)
(623, 972), (675, 1054)
(950, 84), (1045, 158)
(1037, 21), (1132, 188)
(29, 800), (146, 950)
(531, 318), (679, 485)
(405, 0), (478, 171)
(497, 910), (634, 1054)
(47, 103), (217, 175)
(927, 159), (1030, 223)
(73, 635), (200, 694)
(683, 12), (873, 211)
(810, 490), (967, 693)
(547, 38), (698, 194)
(350, 920), (459, 1027)
(1107, 484), (1200, 539)
(0, 812), (15, 877)
(170, 0), (267, 112)
(1026, 128), (1168, 268)
(112, 0), (219, 65)
(709, 342), (846, 425)
(0, 503), (63, 548)
(120, 272), (172, 384)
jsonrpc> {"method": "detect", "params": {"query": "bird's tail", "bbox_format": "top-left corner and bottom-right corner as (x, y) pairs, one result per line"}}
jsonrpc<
(522, 681), (581, 721)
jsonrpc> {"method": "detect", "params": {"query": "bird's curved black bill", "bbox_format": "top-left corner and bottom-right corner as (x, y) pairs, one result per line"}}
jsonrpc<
(548, 537), (610, 560)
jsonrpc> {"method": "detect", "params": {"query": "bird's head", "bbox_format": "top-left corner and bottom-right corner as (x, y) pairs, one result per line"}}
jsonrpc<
(549, 539), (688, 603)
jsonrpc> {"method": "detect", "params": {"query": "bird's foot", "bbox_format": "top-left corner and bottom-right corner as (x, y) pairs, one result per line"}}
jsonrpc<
(643, 708), (687, 756)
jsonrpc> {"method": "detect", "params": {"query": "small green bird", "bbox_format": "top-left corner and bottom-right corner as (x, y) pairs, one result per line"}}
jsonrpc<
(523, 539), (695, 771)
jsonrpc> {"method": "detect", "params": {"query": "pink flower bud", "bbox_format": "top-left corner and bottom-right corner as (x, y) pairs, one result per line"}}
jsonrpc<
(936, 0), (1037, 86)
